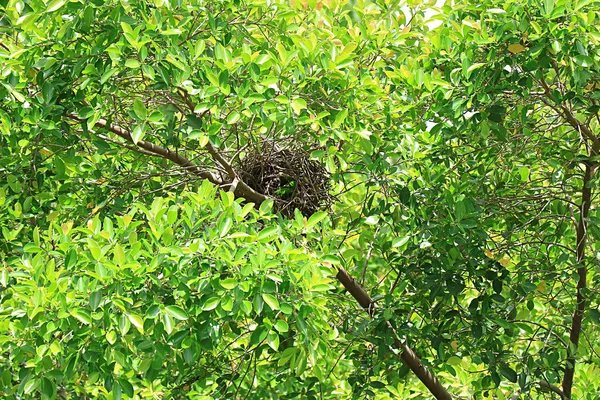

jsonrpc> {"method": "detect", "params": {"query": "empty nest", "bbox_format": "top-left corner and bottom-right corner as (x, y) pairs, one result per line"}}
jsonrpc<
(238, 144), (332, 218)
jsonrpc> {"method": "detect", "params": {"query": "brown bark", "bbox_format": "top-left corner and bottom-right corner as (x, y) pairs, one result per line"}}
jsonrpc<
(65, 112), (268, 204)
(561, 163), (593, 398)
(537, 74), (597, 398)
(336, 267), (453, 400)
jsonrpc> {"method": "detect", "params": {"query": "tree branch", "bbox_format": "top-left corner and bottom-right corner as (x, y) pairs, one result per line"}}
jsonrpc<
(335, 267), (453, 400)
(562, 163), (593, 398)
(532, 72), (597, 398)
(537, 75), (600, 155)
(66, 112), (223, 184)
(538, 380), (568, 399)
(175, 90), (269, 204)
(66, 112), (269, 204)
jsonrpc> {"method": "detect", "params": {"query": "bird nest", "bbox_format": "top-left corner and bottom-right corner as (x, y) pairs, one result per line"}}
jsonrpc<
(238, 144), (332, 218)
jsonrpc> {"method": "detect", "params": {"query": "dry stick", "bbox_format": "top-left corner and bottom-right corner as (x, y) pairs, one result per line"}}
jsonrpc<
(335, 267), (453, 400)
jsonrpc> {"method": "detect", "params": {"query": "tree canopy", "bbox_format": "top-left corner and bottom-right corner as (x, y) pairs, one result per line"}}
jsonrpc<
(2, 0), (600, 398)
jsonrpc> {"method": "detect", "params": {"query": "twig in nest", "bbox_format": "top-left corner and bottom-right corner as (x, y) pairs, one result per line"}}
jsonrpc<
(238, 144), (332, 217)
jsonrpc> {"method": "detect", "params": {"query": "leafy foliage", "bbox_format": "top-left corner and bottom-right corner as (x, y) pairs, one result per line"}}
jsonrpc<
(2, 0), (600, 399)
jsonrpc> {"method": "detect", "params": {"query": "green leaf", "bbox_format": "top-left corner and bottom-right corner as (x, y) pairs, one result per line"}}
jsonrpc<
(119, 314), (131, 335)
(131, 124), (146, 144)
(519, 167), (530, 182)
(220, 278), (237, 290)
(41, 82), (55, 103)
(46, 0), (67, 13)
(218, 216), (233, 237)
(89, 290), (102, 310)
(455, 201), (466, 221)
(163, 313), (174, 334)
(118, 378), (134, 397)
(307, 211), (327, 228)
(195, 40), (206, 58)
(322, 255), (341, 265)
(24, 379), (39, 394)
(267, 331), (280, 351)
(392, 236), (410, 248)
(79, 106), (95, 119)
(250, 327), (267, 345)
(258, 226), (280, 242)
(106, 330), (117, 345)
(447, 356), (462, 365)
(187, 114), (203, 129)
(100, 68), (119, 84)
(334, 109), (348, 127)
(113, 243), (126, 265)
(41, 377), (55, 399)
(120, 22), (133, 35)
(165, 305), (189, 320)
(499, 365), (517, 383)
(226, 111), (240, 124)
(574, 55), (594, 67)
(365, 215), (379, 225)
(291, 98), (307, 114)
(203, 297), (220, 311)
(125, 59), (141, 69)
(589, 309), (600, 324)
(262, 293), (280, 310)
(133, 99), (147, 120)
(113, 382), (122, 400)
(161, 28), (182, 35)
(274, 319), (289, 333)
(71, 309), (91, 325)
(219, 69), (229, 87)
(128, 313), (145, 332)
(259, 198), (274, 214)
(240, 300), (253, 315)
(0, 110), (11, 135)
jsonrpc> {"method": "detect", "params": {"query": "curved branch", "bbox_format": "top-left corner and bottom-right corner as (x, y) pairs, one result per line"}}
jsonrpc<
(335, 267), (453, 400)
(176, 90), (269, 204)
(66, 111), (269, 205)
(538, 380), (567, 399)
(66, 112), (223, 185)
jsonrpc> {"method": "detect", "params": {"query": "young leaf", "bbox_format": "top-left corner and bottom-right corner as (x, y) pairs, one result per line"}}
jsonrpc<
(262, 293), (280, 310)
(131, 124), (146, 144)
(133, 99), (147, 120)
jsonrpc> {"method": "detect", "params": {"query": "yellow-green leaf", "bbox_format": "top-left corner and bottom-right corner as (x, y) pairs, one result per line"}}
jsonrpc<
(128, 313), (144, 332)
(46, 0), (67, 13)
(262, 293), (280, 310)
(291, 98), (307, 114)
(508, 43), (527, 54)
(165, 305), (188, 320)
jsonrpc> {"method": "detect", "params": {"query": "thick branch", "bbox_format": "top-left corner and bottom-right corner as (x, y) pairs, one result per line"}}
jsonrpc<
(65, 112), (268, 204)
(562, 163), (593, 398)
(335, 267), (453, 400)
(67, 112), (222, 184)
(533, 73), (597, 398)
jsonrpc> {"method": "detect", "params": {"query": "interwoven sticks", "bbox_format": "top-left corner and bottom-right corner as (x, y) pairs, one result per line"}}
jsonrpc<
(238, 144), (332, 218)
